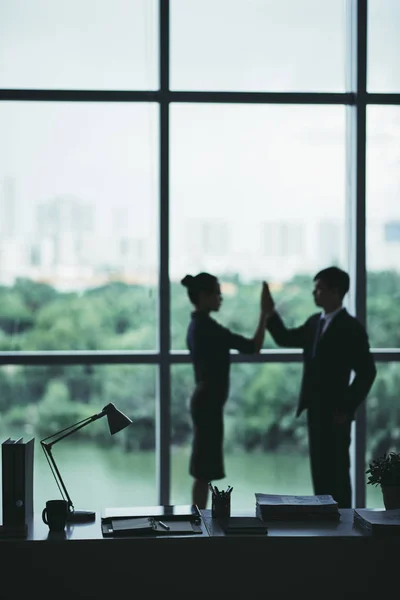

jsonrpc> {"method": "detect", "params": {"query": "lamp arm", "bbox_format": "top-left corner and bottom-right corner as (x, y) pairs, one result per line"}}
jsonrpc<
(41, 442), (75, 512)
(40, 409), (107, 515)
(41, 411), (105, 446)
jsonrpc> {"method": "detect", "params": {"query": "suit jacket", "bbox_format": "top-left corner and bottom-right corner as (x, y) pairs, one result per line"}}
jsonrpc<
(267, 308), (377, 419)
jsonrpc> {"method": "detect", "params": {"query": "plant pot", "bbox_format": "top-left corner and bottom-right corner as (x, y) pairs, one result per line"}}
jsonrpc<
(382, 485), (400, 510)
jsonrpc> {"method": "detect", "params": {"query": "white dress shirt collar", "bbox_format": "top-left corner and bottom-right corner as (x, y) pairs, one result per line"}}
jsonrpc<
(322, 306), (344, 321)
(320, 306), (344, 332)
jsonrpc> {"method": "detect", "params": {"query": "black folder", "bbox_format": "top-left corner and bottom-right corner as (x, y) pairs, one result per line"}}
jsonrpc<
(218, 516), (268, 535)
(101, 516), (203, 537)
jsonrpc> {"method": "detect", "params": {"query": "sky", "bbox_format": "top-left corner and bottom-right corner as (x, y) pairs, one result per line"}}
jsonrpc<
(0, 0), (399, 281)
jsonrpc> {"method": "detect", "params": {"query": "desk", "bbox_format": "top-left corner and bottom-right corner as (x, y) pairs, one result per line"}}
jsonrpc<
(0, 509), (397, 599)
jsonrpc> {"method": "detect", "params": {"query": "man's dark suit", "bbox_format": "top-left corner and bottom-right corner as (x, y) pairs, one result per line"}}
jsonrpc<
(267, 308), (377, 508)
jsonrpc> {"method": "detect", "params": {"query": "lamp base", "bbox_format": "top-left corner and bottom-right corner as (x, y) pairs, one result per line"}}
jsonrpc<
(67, 509), (96, 523)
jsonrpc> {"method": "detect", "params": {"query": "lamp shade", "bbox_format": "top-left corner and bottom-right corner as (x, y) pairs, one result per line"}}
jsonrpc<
(102, 403), (132, 435)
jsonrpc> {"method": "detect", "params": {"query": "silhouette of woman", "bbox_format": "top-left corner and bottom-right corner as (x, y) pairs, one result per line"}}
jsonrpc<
(181, 272), (269, 509)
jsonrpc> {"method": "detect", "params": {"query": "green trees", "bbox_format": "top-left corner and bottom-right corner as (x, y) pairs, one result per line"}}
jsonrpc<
(367, 271), (400, 348)
(0, 270), (399, 457)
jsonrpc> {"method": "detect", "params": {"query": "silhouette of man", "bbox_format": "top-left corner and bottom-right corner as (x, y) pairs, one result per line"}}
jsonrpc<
(263, 267), (376, 508)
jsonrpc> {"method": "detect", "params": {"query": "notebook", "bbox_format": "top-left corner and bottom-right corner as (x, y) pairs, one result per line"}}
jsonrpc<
(353, 508), (400, 535)
(218, 516), (268, 535)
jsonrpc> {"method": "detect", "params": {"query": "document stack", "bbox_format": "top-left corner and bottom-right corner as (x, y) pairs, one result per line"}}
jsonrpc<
(255, 493), (340, 522)
(353, 508), (400, 535)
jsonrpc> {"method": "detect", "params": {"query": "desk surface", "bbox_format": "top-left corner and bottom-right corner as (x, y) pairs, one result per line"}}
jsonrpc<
(0, 508), (398, 599)
(0, 507), (369, 541)
(201, 507), (364, 537)
(5, 511), (209, 541)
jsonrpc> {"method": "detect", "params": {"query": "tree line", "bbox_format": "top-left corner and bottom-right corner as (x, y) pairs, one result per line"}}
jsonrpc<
(0, 271), (399, 460)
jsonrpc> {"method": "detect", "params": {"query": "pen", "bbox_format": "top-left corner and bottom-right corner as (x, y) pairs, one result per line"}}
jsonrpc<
(158, 520), (170, 530)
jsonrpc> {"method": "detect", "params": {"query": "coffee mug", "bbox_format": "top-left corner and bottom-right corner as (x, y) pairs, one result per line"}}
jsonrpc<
(42, 499), (68, 532)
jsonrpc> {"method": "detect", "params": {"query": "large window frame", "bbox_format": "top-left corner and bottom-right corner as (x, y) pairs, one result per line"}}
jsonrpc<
(1, 0), (399, 507)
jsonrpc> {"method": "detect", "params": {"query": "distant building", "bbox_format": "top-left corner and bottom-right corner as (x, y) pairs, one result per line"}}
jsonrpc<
(34, 196), (94, 267)
(384, 220), (400, 243)
(317, 219), (343, 266)
(367, 220), (400, 271)
(36, 195), (94, 236)
(0, 176), (17, 238)
(262, 221), (304, 257)
(186, 219), (231, 258)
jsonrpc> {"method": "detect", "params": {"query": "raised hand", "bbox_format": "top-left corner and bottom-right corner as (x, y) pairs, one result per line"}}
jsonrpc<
(261, 281), (275, 316)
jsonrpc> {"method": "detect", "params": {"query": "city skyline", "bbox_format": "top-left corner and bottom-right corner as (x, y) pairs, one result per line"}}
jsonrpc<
(1, 0), (399, 289)
(0, 180), (399, 291)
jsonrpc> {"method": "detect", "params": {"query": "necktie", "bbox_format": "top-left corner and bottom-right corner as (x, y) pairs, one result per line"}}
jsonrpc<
(312, 317), (325, 358)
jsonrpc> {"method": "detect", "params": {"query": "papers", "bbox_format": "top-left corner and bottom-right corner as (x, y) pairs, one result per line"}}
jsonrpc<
(152, 520), (200, 534)
(255, 493), (338, 507)
(111, 517), (155, 534)
(255, 493), (340, 521)
(353, 508), (400, 535)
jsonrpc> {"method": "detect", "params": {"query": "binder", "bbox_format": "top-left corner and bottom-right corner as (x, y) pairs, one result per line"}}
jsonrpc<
(1, 437), (34, 527)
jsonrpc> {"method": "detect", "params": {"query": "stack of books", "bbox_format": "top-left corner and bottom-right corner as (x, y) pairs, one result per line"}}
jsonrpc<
(255, 493), (340, 522)
(353, 508), (400, 535)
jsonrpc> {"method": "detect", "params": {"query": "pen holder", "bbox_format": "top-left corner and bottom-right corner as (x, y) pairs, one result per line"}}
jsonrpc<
(211, 491), (231, 519)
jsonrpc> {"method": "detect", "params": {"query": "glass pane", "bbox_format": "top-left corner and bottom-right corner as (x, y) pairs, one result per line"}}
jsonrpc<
(170, 104), (347, 350)
(366, 363), (400, 509)
(0, 0), (158, 90)
(368, 0), (400, 92)
(0, 365), (157, 513)
(0, 102), (158, 351)
(171, 363), (313, 510)
(366, 106), (400, 349)
(171, 0), (346, 92)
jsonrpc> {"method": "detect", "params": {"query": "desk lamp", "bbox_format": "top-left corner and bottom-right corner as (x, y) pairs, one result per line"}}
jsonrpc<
(40, 402), (132, 523)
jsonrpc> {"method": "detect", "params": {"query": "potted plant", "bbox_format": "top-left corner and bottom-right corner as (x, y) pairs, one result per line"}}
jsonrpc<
(366, 451), (400, 509)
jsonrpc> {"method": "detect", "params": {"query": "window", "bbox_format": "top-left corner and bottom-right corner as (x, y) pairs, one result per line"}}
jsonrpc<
(170, 103), (347, 350)
(368, 0), (400, 93)
(171, 0), (346, 92)
(170, 363), (312, 510)
(366, 363), (400, 508)
(0, 101), (159, 351)
(0, 0), (158, 90)
(1, 1), (399, 510)
(0, 364), (157, 512)
(366, 106), (400, 349)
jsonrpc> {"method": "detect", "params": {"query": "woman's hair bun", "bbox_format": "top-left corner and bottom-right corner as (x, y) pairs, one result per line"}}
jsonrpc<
(181, 274), (194, 287)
